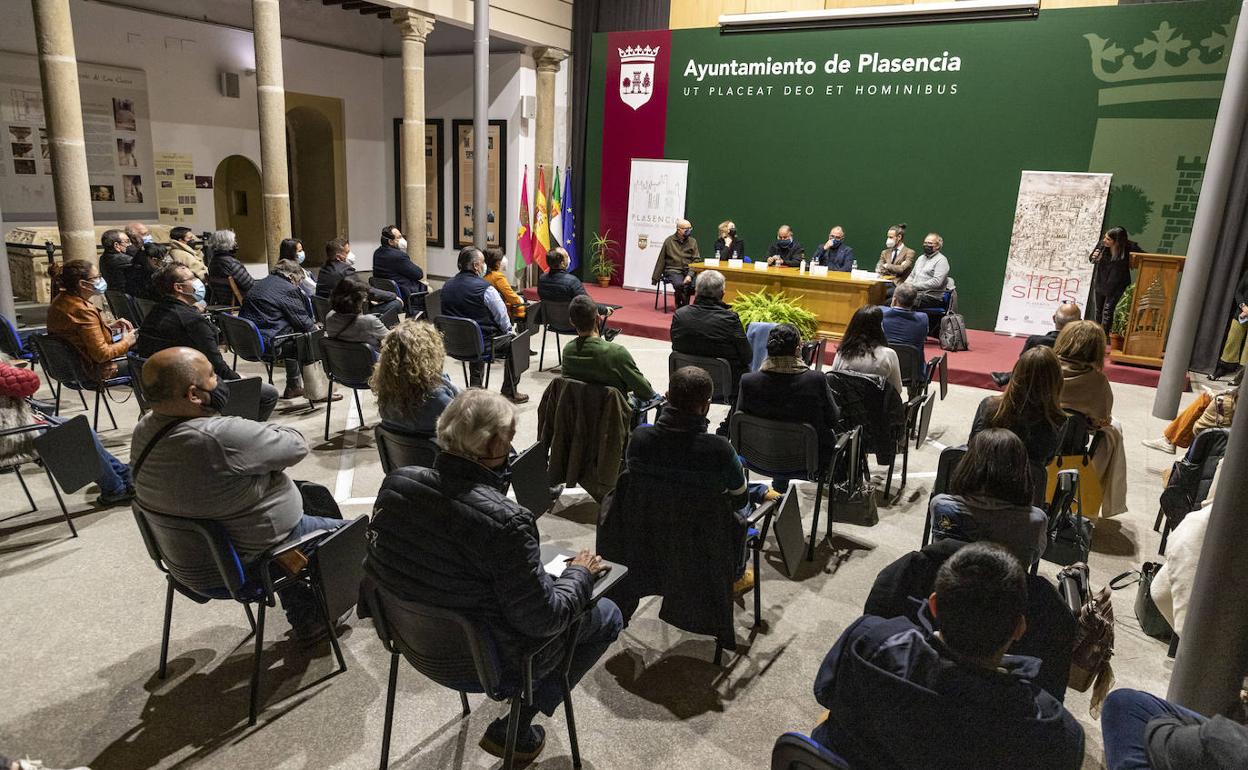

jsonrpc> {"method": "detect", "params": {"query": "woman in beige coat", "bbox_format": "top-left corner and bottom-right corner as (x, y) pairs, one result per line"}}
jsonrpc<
(1055, 320), (1128, 516)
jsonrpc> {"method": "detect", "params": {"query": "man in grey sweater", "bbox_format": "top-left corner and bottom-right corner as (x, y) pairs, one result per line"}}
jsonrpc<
(905, 232), (953, 309)
(131, 346), (346, 639)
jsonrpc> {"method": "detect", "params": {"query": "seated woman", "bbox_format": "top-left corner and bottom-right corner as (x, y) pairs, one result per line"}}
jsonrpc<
(929, 428), (1048, 567)
(325, 275), (388, 350)
(830, 305), (903, 396)
(971, 346), (1065, 465)
(0, 359), (133, 506)
(483, 247), (527, 328)
(45, 259), (137, 381)
(369, 318), (459, 436)
(279, 237), (317, 297)
(1055, 320), (1127, 516)
(1142, 372), (1238, 455)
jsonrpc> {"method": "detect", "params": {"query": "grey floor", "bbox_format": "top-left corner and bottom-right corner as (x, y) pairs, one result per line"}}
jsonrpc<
(0, 331), (1198, 769)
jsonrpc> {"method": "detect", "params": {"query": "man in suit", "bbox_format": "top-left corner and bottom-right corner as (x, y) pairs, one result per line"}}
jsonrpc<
(766, 225), (805, 267)
(882, 283), (928, 356)
(876, 224), (915, 300)
(99, 229), (133, 289)
(812, 226), (854, 272)
(372, 224), (427, 305)
(315, 237), (401, 317)
(991, 302), (1081, 387)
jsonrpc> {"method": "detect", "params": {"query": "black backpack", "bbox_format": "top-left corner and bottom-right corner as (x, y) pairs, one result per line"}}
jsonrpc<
(939, 313), (969, 352)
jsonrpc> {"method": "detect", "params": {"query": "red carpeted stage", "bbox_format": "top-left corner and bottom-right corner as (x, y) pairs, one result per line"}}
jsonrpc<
(524, 284), (1162, 390)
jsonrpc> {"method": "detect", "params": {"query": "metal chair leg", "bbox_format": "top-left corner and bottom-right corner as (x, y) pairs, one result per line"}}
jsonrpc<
(713, 641), (724, 666)
(232, 352), (238, 371)
(885, 455), (896, 496)
(461, 361), (470, 388)
(248, 601), (266, 726)
(502, 694), (523, 770)
(539, 328), (548, 371)
(753, 545), (762, 627)
(807, 477), (824, 561)
(158, 579), (174, 679)
(459, 690), (471, 716)
(555, 335), (562, 366)
(562, 679), (582, 769)
(1153, 508), (1164, 533)
(312, 579), (347, 673)
(484, 358), (492, 390)
(265, 362), (273, 385)
(380, 652), (399, 769)
(42, 464), (77, 537)
(100, 387), (117, 430)
(243, 602), (256, 633)
(353, 389), (365, 425)
(13, 465), (37, 513)
(93, 388), (101, 432)
(323, 380), (335, 441)
(76, 388), (88, 412)
(52, 381), (61, 415)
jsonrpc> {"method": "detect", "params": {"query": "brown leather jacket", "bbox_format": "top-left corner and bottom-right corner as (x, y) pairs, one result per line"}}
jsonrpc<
(47, 292), (132, 379)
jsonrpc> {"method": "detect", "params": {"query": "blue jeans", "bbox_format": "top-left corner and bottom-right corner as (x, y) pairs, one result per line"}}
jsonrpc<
(278, 513), (349, 629)
(1101, 688), (1206, 770)
(41, 413), (131, 495)
(528, 599), (623, 716)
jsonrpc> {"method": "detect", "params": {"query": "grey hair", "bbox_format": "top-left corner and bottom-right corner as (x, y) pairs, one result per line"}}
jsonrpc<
(436, 389), (516, 460)
(210, 229), (237, 252)
(272, 258), (302, 281)
(695, 269), (726, 300)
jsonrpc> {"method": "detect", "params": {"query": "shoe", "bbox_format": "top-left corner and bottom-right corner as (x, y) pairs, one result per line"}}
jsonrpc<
(95, 488), (135, 508)
(310, 393), (344, 403)
(1212, 359), (1242, 381)
(281, 385), (305, 399)
(603, 327), (621, 342)
(504, 391), (530, 404)
(990, 372), (1009, 388)
(763, 489), (783, 502)
(479, 718), (545, 763)
(548, 483), (566, 501)
(1142, 437), (1176, 454)
(732, 568), (756, 596)
(16, 757), (91, 770)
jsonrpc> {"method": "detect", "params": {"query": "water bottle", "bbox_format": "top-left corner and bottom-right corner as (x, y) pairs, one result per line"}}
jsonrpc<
(852, 259), (858, 271)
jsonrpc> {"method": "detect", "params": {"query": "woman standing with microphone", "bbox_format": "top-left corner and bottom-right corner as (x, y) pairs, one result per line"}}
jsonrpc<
(1088, 226), (1140, 332)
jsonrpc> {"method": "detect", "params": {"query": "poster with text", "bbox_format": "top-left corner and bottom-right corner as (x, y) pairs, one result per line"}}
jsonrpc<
(622, 158), (689, 291)
(452, 119), (506, 251)
(0, 51), (156, 222)
(154, 151), (196, 224)
(995, 171), (1111, 337)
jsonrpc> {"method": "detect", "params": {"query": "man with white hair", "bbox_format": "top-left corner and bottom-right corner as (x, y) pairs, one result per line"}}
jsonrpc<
(366, 389), (622, 764)
(670, 268), (753, 388)
(652, 218), (699, 308)
(904, 232), (952, 309)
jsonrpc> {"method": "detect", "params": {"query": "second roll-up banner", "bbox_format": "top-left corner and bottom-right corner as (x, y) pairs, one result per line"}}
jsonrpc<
(622, 157), (689, 291)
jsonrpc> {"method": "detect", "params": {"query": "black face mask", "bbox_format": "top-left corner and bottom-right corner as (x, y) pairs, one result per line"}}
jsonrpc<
(923, 244), (936, 256)
(728, 228), (736, 237)
(203, 379), (230, 413)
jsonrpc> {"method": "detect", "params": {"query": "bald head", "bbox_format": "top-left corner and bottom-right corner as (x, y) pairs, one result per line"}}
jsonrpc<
(143, 347), (218, 415)
(1054, 302), (1081, 330)
(125, 222), (150, 244)
(675, 219), (692, 240)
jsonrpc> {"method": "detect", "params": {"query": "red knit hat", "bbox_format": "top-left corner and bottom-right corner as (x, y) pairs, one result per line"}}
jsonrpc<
(0, 361), (41, 399)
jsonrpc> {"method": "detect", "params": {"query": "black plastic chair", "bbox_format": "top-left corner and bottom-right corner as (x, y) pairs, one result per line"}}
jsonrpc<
(883, 393), (926, 497)
(435, 315), (496, 388)
(214, 312), (302, 385)
(536, 300), (576, 372)
(731, 412), (840, 561)
(922, 444), (967, 547)
(888, 342), (928, 401)
(105, 290), (142, 327)
(369, 275), (427, 316)
(423, 289), (441, 321)
(801, 338), (828, 372)
(770, 732), (851, 770)
(929, 352), (949, 400)
(131, 504), (363, 726)
(654, 280), (669, 313)
(128, 353), (150, 413)
(0, 414), (102, 538)
(913, 391), (936, 450)
(0, 313), (40, 364)
(29, 333), (129, 431)
(920, 288), (954, 337)
(1155, 427), (1229, 554)
(312, 296), (331, 324)
(374, 424), (439, 473)
(135, 297), (157, 325)
(668, 351), (735, 404)
(320, 338), (378, 441)
(364, 579), (588, 770)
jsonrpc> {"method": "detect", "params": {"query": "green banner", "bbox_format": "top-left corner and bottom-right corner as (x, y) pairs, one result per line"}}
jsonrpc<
(585, 0), (1239, 329)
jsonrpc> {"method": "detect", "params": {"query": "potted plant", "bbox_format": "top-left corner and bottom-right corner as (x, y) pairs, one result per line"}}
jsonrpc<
(1110, 283), (1134, 350)
(588, 230), (618, 288)
(729, 288), (819, 339)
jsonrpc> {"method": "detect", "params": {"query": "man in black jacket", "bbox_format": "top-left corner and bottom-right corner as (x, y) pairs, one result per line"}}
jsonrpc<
(671, 269), (752, 386)
(366, 389), (621, 764)
(136, 263), (279, 419)
(100, 229), (133, 289)
(766, 225), (805, 267)
(241, 260), (320, 399)
(314, 237), (401, 316)
(372, 224), (427, 303)
(538, 248), (617, 338)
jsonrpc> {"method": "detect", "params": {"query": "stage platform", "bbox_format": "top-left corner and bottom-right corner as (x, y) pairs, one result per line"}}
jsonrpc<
(522, 284), (1163, 390)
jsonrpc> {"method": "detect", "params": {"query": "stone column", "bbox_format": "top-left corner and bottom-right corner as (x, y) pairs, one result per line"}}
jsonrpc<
(32, 0), (95, 264)
(533, 48), (568, 182)
(252, 0), (291, 267)
(393, 10), (435, 270)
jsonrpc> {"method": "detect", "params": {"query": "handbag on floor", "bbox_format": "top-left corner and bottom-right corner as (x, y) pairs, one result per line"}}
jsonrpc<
(1110, 563), (1173, 640)
(1058, 563), (1115, 712)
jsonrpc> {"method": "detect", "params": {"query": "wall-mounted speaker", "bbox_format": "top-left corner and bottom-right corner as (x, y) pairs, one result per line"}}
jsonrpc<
(220, 71), (240, 99)
(521, 95), (536, 120)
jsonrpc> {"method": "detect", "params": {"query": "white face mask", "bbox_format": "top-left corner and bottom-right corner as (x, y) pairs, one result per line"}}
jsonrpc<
(396, 237), (408, 251)
(346, 251), (357, 266)
(500, 257), (509, 275)
(885, 237), (897, 248)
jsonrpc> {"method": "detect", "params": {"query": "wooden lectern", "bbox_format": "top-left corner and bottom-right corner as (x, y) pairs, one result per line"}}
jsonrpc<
(1110, 252), (1186, 369)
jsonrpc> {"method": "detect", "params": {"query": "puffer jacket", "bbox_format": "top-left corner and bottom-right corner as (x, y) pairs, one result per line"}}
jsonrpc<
(207, 248), (254, 301)
(365, 451), (594, 672)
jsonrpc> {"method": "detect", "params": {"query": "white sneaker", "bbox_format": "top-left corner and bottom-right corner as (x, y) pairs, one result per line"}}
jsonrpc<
(1141, 437), (1176, 454)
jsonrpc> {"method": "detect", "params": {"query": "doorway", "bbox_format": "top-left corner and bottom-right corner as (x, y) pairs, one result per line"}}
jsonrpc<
(212, 155), (264, 264)
(286, 93), (347, 267)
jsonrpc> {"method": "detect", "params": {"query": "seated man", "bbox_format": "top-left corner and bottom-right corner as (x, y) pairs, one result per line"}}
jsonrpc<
(137, 262), (279, 420)
(371, 224), (427, 301)
(99, 228), (133, 289)
(131, 347), (348, 640)
(766, 225), (805, 267)
(736, 323), (841, 490)
(168, 226), (208, 280)
(627, 365), (777, 593)
(991, 302), (1082, 388)
(240, 259), (323, 400)
(813, 542), (1084, 769)
(560, 295), (657, 403)
(903, 232), (952, 309)
(1101, 688), (1248, 770)
(366, 388), (621, 763)
(314, 237), (401, 317)
(538, 247), (617, 338)
(812, 226), (854, 272)
(670, 269), (753, 388)
(441, 246), (528, 403)
(651, 219), (698, 308)
(881, 283), (928, 357)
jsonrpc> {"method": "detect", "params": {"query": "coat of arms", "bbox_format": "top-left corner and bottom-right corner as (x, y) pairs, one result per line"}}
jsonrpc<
(619, 45), (660, 111)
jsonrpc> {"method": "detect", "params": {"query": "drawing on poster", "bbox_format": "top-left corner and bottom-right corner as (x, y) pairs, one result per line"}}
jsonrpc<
(195, 176), (212, 189)
(8, 126), (31, 142)
(14, 159), (34, 174)
(995, 171), (1111, 336)
(92, 185), (115, 202)
(11, 142), (32, 158)
(117, 138), (138, 167)
(113, 98), (136, 131)
(123, 175), (143, 203)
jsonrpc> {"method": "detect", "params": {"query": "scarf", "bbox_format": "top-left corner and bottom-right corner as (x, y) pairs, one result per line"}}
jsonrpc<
(761, 355), (808, 374)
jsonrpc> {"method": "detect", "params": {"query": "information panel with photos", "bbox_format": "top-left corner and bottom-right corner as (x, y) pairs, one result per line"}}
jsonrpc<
(452, 119), (507, 251)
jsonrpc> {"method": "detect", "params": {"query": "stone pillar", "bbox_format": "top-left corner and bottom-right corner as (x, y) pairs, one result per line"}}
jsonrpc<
(394, 10), (435, 270)
(32, 0), (95, 264)
(252, 0), (291, 267)
(533, 48), (568, 182)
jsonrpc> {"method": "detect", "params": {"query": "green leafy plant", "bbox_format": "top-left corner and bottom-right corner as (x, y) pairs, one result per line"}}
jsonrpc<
(730, 289), (819, 339)
(588, 230), (618, 280)
(1112, 282), (1134, 337)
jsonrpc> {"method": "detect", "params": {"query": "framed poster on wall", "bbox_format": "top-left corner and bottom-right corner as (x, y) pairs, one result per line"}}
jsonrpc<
(451, 119), (507, 252)
(392, 118), (444, 248)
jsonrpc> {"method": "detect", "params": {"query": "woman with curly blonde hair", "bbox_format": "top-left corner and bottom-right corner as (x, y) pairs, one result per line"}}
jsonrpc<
(369, 319), (459, 435)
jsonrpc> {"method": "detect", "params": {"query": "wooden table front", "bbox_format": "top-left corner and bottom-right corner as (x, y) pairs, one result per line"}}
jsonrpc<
(690, 262), (891, 339)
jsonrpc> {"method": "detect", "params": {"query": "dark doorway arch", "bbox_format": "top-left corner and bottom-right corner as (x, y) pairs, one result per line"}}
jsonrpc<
(286, 106), (338, 267)
(212, 155), (264, 264)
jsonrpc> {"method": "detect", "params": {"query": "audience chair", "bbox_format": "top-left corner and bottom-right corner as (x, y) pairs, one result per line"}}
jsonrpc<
(207, 276), (245, 308)
(214, 312), (300, 385)
(368, 276), (427, 317)
(654, 280), (669, 313)
(770, 732), (852, 770)
(131, 505), (364, 726)
(363, 578), (589, 770)
(882, 393), (926, 497)
(921, 288), (954, 337)
(422, 289), (441, 321)
(127, 353), (150, 413)
(888, 342), (928, 401)
(668, 351), (736, 405)
(0, 313), (41, 364)
(0, 414), (101, 538)
(928, 352), (949, 400)
(801, 338), (828, 372)
(320, 338), (377, 441)
(537, 300), (577, 372)
(30, 333), (129, 431)
(374, 424), (440, 473)
(730, 412), (836, 562)
(135, 297), (157, 325)
(1156, 427), (1228, 554)
(434, 315), (497, 388)
(922, 444), (968, 547)
(105, 290), (142, 327)
(913, 391), (936, 450)
(311, 296), (331, 324)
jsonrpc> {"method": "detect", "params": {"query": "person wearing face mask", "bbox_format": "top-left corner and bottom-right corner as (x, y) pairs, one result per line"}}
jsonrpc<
(875, 223), (915, 285)
(713, 220), (745, 261)
(483, 247), (527, 327)
(167, 226), (208, 280)
(365, 388), (621, 763)
(315, 237), (401, 318)
(652, 219), (699, 308)
(903, 232), (953, 309)
(766, 225), (805, 267)
(206, 229), (254, 303)
(99, 228), (134, 289)
(241, 259), (325, 400)
(124, 222), (152, 257)
(372, 224), (428, 305)
(137, 263), (280, 420)
(812, 225), (855, 272)
(279, 237), (317, 297)
(131, 346), (349, 641)
(441, 247), (529, 403)
(45, 259), (137, 380)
